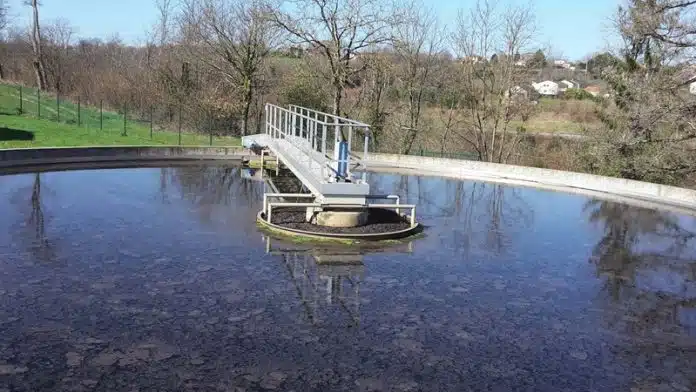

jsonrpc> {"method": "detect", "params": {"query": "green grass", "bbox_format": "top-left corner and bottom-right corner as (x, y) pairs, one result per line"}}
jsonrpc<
(510, 118), (588, 134)
(0, 83), (240, 149)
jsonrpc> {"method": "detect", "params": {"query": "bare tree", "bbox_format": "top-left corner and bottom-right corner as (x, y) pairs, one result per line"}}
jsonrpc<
(0, 0), (9, 79)
(155, 0), (175, 47)
(451, 0), (535, 163)
(268, 0), (397, 116)
(43, 18), (74, 92)
(392, 1), (443, 154)
(181, 0), (276, 136)
(355, 51), (393, 148)
(0, 0), (8, 33)
(147, 0), (182, 121)
(587, 0), (696, 185)
(26, 0), (48, 90)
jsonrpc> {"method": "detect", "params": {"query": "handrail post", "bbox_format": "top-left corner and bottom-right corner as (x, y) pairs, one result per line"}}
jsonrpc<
(347, 125), (353, 153)
(363, 126), (370, 182)
(347, 124), (353, 177)
(283, 110), (287, 138)
(292, 109), (297, 137)
(312, 116), (317, 151)
(364, 127), (369, 158)
(321, 122), (327, 156)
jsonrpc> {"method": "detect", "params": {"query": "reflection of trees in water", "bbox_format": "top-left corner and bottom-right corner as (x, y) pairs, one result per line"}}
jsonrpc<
(160, 165), (263, 224)
(585, 199), (696, 339)
(11, 173), (56, 263)
(372, 174), (534, 255)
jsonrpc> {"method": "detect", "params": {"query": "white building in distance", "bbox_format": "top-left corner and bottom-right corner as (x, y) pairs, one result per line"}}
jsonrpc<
(559, 80), (577, 91)
(532, 81), (559, 96)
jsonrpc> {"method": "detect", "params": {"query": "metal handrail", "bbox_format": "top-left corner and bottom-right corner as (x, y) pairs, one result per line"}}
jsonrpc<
(272, 104), (370, 128)
(288, 104), (371, 127)
(263, 193), (414, 227)
(266, 116), (334, 180)
(265, 103), (370, 183)
(266, 201), (417, 228)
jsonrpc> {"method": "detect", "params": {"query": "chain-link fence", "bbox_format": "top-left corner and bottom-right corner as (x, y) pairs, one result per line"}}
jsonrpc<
(1, 84), (239, 146)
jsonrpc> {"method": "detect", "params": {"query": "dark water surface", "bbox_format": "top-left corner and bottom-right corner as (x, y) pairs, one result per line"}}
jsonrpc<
(0, 164), (695, 392)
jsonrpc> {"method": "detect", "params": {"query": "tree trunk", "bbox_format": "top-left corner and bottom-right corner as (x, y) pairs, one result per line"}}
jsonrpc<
(0, 62), (4, 80)
(241, 81), (253, 137)
(332, 84), (342, 116)
(30, 0), (47, 90)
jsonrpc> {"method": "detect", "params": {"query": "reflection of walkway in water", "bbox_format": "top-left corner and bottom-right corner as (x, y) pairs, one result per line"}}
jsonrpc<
(265, 237), (365, 327)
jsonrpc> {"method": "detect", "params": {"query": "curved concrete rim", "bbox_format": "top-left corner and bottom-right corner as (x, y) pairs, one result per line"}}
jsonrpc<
(256, 211), (423, 242)
(1, 146), (695, 216)
(363, 153), (696, 217)
(0, 145), (248, 175)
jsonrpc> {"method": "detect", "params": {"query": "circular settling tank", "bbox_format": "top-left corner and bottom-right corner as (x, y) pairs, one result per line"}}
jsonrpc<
(0, 163), (695, 392)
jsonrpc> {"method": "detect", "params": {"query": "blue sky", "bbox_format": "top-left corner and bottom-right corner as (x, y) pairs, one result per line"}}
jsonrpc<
(7, 0), (619, 60)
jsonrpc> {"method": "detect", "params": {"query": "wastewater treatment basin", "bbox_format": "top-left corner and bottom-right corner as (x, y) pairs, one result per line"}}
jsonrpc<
(0, 162), (694, 391)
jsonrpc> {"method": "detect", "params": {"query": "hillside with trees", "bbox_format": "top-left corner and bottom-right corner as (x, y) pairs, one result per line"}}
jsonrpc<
(0, 0), (695, 186)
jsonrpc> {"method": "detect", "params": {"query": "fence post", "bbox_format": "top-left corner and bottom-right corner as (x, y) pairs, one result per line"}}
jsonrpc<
(37, 88), (40, 119)
(18, 86), (23, 114)
(150, 106), (153, 139)
(122, 104), (127, 136)
(77, 96), (81, 126)
(100, 100), (103, 131)
(178, 104), (182, 146)
(56, 90), (60, 121)
(209, 116), (213, 146)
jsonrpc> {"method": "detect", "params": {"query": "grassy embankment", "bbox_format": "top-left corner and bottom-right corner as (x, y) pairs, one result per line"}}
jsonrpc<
(0, 83), (240, 149)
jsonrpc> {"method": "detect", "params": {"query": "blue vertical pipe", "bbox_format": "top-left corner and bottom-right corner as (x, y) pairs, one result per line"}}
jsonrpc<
(337, 140), (348, 178)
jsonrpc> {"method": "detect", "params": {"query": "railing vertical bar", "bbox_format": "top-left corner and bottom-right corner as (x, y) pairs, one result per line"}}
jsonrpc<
(292, 108), (297, 137)
(347, 125), (353, 152)
(312, 113), (317, 151)
(363, 126), (369, 183)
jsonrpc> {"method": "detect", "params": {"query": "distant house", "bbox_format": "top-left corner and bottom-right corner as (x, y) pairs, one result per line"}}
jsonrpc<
(554, 59), (568, 67)
(690, 81), (696, 95)
(559, 80), (579, 91)
(584, 85), (601, 97)
(553, 59), (575, 70)
(532, 80), (559, 96)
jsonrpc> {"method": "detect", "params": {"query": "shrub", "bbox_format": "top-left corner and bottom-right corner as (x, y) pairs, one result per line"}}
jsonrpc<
(563, 88), (595, 101)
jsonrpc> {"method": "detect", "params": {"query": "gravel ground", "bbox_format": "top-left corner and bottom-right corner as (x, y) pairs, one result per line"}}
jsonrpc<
(268, 207), (411, 234)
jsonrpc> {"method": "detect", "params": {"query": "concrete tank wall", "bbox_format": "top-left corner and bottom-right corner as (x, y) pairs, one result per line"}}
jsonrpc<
(1, 146), (695, 213)
(0, 146), (247, 170)
(364, 153), (696, 213)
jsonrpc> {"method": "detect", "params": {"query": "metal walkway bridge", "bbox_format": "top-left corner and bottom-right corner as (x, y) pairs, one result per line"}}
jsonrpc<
(243, 104), (415, 223)
(242, 104), (416, 231)
(243, 104), (371, 205)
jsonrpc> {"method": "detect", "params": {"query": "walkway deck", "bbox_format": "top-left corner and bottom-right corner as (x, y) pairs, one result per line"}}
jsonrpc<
(243, 104), (371, 205)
